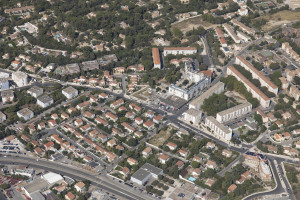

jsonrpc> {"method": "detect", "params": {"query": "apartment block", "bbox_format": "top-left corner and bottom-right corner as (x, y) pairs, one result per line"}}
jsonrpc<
(163, 47), (197, 57)
(231, 19), (255, 35)
(215, 27), (227, 47)
(236, 56), (278, 95)
(227, 66), (270, 108)
(152, 48), (162, 69)
(290, 85), (300, 101)
(282, 42), (300, 62)
(205, 116), (232, 141)
(216, 102), (252, 123)
(223, 24), (240, 44)
(189, 82), (225, 110)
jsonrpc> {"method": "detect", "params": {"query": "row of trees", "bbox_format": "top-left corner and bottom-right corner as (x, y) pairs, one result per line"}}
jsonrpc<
(221, 75), (259, 108)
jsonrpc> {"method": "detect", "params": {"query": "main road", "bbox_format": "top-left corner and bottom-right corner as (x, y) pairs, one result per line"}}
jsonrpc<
(0, 154), (154, 200)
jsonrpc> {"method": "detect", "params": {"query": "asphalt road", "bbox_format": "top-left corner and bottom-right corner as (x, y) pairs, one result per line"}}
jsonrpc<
(243, 160), (293, 200)
(0, 190), (7, 200)
(0, 155), (153, 200)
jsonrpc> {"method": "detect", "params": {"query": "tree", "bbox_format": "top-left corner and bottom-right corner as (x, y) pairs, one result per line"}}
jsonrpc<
(172, 28), (183, 39)
(191, 161), (200, 168)
(254, 113), (263, 126)
(269, 63), (280, 70)
(127, 138), (138, 146)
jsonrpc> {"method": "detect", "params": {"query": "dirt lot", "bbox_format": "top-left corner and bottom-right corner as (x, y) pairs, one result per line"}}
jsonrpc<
(149, 128), (172, 147)
(259, 10), (300, 31)
(171, 15), (216, 34)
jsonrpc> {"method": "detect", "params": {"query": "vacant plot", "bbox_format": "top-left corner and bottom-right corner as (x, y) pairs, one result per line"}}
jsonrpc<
(259, 10), (300, 31)
(132, 86), (149, 101)
(149, 129), (172, 147)
(171, 15), (216, 34)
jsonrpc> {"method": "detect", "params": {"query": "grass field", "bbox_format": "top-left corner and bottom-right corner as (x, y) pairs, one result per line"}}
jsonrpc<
(149, 129), (172, 147)
(171, 15), (216, 34)
(259, 10), (300, 31)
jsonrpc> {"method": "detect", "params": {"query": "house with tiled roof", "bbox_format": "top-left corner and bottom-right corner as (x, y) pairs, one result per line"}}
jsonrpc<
(120, 167), (130, 176)
(205, 178), (217, 188)
(110, 98), (124, 109)
(153, 114), (163, 124)
(95, 117), (108, 126)
(34, 147), (43, 155)
(167, 142), (177, 151)
(145, 110), (155, 118)
(192, 168), (201, 177)
(134, 131), (143, 138)
(84, 111), (95, 119)
(178, 149), (188, 157)
(80, 124), (91, 132)
(48, 120), (57, 127)
(206, 160), (217, 169)
(38, 122), (45, 130)
(116, 145), (124, 151)
(159, 154), (169, 164)
(135, 117), (143, 125)
(61, 112), (69, 120)
(75, 182), (85, 193)
(176, 160), (184, 170)
(106, 152), (117, 162)
(127, 157), (138, 165)
(99, 92), (108, 99)
(125, 112), (135, 119)
(74, 118), (83, 127)
(112, 128), (125, 137)
(44, 141), (54, 151)
(107, 139), (116, 147)
(51, 113), (59, 120)
(65, 192), (76, 200)
(143, 120), (155, 130)
(106, 112), (118, 122)
(121, 122), (135, 133)
(142, 147), (152, 158)
(227, 184), (237, 193)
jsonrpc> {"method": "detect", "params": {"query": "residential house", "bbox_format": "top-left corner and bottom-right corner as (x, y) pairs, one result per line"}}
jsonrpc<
(166, 142), (177, 151)
(142, 147), (152, 158)
(206, 160), (217, 169)
(222, 149), (232, 158)
(159, 154), (169, 164)
(192, 168), (201, 178)
(143, 120), (155, 130)
(227, 184), (237, 193)
(176, 161), (184, 170)
(74, 182), (85, 193)
(127, 158), (138, 165)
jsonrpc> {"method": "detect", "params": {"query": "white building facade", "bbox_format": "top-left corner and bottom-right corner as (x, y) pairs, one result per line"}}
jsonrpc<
(184, 108), (202, 124)
(12, 71), (28, 87)
(205, 116), (232, 141)
(163, 47), (197, 57)
(62, 86), (78, 99)
(216, 102), (252, 123)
